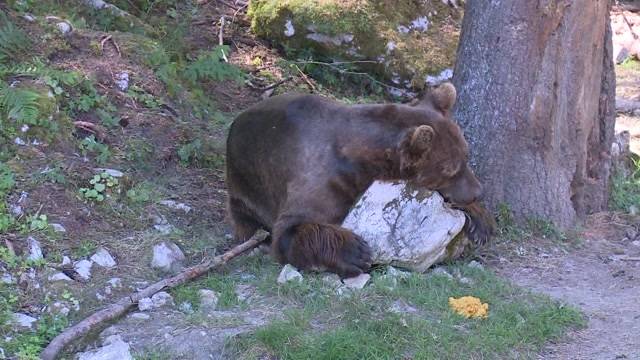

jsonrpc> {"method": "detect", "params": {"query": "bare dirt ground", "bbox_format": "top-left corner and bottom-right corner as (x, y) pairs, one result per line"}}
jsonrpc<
(489, 214), (640, 360)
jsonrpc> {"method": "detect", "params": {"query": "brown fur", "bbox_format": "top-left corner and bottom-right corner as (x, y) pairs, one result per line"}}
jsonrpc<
(226, 83), (495, 278)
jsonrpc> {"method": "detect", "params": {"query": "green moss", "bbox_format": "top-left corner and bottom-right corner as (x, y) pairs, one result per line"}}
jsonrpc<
(248, 0), (462, 86)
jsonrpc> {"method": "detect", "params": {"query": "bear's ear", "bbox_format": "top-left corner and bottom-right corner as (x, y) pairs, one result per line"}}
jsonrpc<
(409, 125), (435, 154)
(430, 82), (457, 112)
(413, 82), (457, 114)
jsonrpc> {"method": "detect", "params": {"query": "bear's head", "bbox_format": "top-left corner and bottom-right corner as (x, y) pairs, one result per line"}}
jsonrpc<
(399, 82), (483, 206)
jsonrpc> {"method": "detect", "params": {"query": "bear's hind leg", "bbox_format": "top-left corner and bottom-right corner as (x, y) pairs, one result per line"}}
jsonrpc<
(272, 223), (372, 279)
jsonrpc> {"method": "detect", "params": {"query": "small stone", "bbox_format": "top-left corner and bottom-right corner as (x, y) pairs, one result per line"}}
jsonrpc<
(94, 168), (124, 177)
(12, 313), (37, 330)
(178, 302), (194, 314)
(151, 242), (185, 273)
(50, 223), (66, 233)
(322, 273), (343, 288)
(159, 200), (192, 214)
(62, 256), (72, 266)
(431, 267), (453, 279)
(343, 273), (370, 289)
(468, 260), (484, 270)
(27, 237), (43, 261)
(235, 284), (253, 302)
(153, 223), (175, 235)
(388, 300), (418, 314)
(91, 248), (116, 268)
(23, 14), (36, 22)
(138, 297), (153, 311)
(77, 335), (133, 360)
(50, 302), (70, 316)
(74, 260), (93, 280)
(1, 273), (15, 284)
(629, 205), (638, 215)
(115, 72), (129, 92)
(48, 272), (72, 282)
(151, 291), (174, 308)
(386, 266), (410, 279)
(129, 312), (150, 320)
(284, 19), (295, 37)
(9, 204), (22, 217)
(56, 22), (72, 34)
(96, 292), (105, 301)
(631, 240), (640, 247)
(198, 289), (219, 310)
(277, 264), (303, 284)
(458, 277), (473, 285)
(108, 277), (122, 288)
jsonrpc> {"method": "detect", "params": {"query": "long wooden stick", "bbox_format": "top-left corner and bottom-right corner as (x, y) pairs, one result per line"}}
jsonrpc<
(41, 236), (264, 360)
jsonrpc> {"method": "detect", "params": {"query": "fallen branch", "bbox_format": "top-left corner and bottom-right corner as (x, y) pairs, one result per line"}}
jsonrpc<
(218, 16), (228, 62)
(41, 235), (264, 360)
(293, 64), (317, 92)
(260, 76), (293, 91)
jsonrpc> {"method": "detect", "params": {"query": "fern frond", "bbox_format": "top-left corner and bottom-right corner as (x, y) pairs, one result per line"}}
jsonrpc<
(0, 11), (30, 62)
(0, 83), (41, 124)
(183, 46), (244, 84)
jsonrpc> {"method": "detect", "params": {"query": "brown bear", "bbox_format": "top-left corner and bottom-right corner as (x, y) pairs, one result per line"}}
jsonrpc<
(226, 83), (495, 278)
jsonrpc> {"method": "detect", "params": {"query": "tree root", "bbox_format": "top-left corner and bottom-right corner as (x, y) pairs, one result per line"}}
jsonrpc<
(40, 236), (265, 360)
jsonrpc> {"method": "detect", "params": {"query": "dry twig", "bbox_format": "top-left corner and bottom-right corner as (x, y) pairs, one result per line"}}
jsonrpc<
(41, 236), (265, 360)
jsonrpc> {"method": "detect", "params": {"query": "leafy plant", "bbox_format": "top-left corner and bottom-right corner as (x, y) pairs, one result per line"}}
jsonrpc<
(79, 171), (119, 202)
(21, 214), (49, 233)
(183, 46), (244, 85)
(126, 85), (163, 108)
(0, 11), (30, 63)
(79, 136), (111, 165)
(610, 155), (640, 212)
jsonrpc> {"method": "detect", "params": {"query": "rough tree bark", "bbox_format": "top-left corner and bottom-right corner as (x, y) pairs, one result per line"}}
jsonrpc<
(453, 0), (616, 228)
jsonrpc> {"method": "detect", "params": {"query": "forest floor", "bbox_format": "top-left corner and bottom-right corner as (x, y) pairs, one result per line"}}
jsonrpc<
(0, 2), (638, 360)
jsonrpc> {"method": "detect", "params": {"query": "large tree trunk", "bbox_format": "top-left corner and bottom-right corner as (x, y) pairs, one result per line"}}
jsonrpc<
(453, 0), (616, 228)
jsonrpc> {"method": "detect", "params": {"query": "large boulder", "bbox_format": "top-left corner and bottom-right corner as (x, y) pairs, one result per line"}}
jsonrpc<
(343, 181), (468, 272)
(248, 0), (462, 88)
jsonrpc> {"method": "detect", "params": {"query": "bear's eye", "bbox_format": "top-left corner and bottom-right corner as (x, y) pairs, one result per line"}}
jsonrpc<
(441, 163), (460, 178)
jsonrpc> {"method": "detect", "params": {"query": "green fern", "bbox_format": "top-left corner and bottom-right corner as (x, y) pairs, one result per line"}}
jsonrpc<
(0, 82), (41, 124)
(182, 46), (244, 84)
(0, 11), (30, 63)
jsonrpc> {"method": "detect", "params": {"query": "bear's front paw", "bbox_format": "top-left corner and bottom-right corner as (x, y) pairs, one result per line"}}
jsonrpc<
(462, 202), (496, 246)
(332, 232), (372, 279)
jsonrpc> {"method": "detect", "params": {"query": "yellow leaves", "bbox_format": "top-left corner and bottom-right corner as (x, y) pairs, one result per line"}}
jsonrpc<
(448, 296), (489, 319)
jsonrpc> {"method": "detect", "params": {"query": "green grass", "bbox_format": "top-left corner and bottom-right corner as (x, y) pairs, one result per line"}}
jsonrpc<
(231, 264), (585, 360)
(609, 155), (640, 212)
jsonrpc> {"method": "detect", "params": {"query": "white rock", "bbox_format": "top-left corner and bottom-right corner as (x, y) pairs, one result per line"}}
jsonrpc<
(386, 266), (410, 279)
(129, 312), (150, 320)
(108, 277), (122, 288)
(23, 14), (36, 22)
(50, 302), (70, 316)
(631, 240), (640, 247)
(94, 168), (124, 178)
(343, 273), (370, 289)
(322, 273), (343, 288)
(56, 22), (71, 34)
(91, 248), (116, 268)
(62, 256), (72, 266)
(96, 292), (105, 301)
(138, 297), (153, 311)
(14, 137), (26, 146)
(1, 273), (15, 284)
(74, 260), (93, 280)
(468, 260), (484, 270)
(12, 313), (37, 330)
(431, 267), (453, 279)
(153, 223), (175, 235)
(410, 16), (429, 32)
(151, 242), (185, 273)
(342, 181), (466, 272)
(115, 72), (129, 91)
(9, 204), (23, 217)
(151, 291), (174, 308)
(159, 200), (192, 214)
(27, 237), (43, 261)
(198, 289), (219, 310)
(284, 19), (295, 37)
(178, 302), (194, 314)
(77, 335), (133, 360)
(397, 25), (410, 34)
(51, 223), (66, 233)
(425, 68), (454, 86)
(277, 264), (303, 284)
(48, 272), (72, 282)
